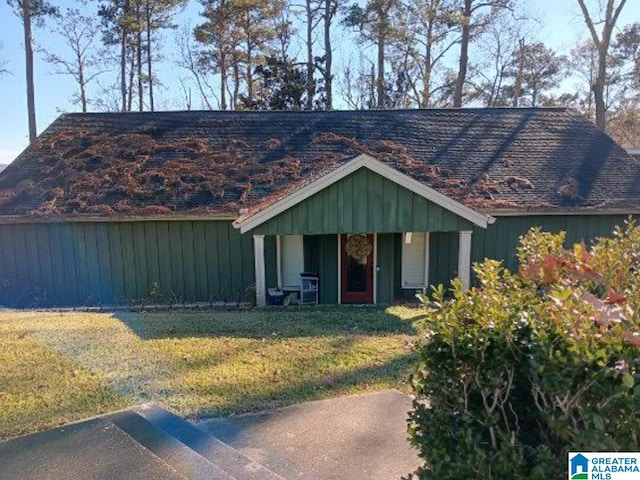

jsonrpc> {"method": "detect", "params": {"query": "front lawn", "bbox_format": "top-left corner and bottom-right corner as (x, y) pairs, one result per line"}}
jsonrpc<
(0, 307), (420, 440)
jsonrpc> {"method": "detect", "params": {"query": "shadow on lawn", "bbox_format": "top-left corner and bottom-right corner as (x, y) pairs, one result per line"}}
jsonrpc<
(113, 307), (418, 340)
(192, 350), (417, 442)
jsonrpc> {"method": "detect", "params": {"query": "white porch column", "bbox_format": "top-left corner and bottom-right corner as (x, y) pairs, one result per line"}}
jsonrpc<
(458, 231), (473, 291)
(253, 235), (266, 306)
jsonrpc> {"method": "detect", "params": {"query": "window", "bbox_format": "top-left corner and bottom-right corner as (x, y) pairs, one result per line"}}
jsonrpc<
(279, 235), (304, 289)
(401, 232), (429, 288)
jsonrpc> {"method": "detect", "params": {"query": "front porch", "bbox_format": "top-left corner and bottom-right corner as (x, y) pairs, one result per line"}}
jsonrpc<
(234, 154), (492, 306)
(253, 231), (474, 305)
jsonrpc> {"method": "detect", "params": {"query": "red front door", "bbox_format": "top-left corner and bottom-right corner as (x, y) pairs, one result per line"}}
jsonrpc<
(340, 234), (374, 304)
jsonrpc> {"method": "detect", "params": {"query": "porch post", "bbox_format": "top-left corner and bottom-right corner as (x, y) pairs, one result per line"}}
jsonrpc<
(458, 231), (472, 291)
(253, 235), (266, 306)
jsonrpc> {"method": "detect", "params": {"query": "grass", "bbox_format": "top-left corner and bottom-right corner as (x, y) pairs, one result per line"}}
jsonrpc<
(0, 306), (422, 440)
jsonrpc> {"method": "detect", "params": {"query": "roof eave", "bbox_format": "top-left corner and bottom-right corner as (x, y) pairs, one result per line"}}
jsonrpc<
(486, 208), (640, 217)
(0, 214), (239, 224)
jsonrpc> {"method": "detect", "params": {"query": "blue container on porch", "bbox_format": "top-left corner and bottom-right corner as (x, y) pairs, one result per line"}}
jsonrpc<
(267, 288), (284, 306)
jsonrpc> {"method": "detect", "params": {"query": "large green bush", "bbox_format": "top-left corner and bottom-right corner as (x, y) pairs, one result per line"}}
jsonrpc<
(407, 222), (640, 479)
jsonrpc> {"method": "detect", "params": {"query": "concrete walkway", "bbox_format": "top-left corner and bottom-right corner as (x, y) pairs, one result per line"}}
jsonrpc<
(0, 417), (184, 480)
(0, 390), (421, 480)
(198, 390), (421, 480)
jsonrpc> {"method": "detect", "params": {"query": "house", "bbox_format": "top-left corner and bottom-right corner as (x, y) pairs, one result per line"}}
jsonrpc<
(0, 108), (638, 307)
(570, 453), (589, 476)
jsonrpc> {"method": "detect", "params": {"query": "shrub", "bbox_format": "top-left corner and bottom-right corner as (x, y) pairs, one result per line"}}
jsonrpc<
(407, 222), (640, 479)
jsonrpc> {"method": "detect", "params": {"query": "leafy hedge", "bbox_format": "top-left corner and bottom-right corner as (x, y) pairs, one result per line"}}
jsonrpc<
(407, 222), (640, 479)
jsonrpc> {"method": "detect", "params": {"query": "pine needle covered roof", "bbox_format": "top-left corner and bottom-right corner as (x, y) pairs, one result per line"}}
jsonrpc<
(0, 108), (639, 219)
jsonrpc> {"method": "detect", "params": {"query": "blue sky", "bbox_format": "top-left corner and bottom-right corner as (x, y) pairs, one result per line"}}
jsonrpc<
(0, 0), (638, 164)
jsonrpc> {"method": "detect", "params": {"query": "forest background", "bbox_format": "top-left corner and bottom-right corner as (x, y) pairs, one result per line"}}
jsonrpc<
(0, 0), (638, 165)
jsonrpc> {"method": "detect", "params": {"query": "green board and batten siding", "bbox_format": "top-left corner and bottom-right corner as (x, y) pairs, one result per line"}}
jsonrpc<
(0, 220), (254, 307)
(252, 168), (474, 235)
(297, 215), (631, 305)
(304, 235), (339, 304)
(471, 214), (630, 273)
(0, 213), (632, 307)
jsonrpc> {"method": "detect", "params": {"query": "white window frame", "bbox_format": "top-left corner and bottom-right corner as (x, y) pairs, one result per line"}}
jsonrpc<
(401, 232), (430, 289)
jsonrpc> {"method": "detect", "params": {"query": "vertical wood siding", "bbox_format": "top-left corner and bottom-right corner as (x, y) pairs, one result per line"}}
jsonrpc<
(385, 215), (631, 301)
(425, 216), (630, 291)
(0, 215), (631, 307)
(303, 235), (338, 304)
(429, 232), (459, 287)
(0, 220), (254, 307)
(252, 168), (473, 235)
(376, 233), (396, 304)
(471, 215), (630, 273)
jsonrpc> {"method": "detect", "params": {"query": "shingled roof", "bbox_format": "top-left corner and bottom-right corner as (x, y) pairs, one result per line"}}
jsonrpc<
(0, 108), (639, 219)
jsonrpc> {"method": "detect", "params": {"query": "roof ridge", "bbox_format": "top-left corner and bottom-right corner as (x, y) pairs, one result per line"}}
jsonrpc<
(58, 107), (570, 117)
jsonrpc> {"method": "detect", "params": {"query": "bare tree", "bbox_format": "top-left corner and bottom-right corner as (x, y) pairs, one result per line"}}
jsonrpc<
(42, 7), (105, 112)
(339, 55), (377, 109)
(576, 0), (628, 129)
(469, 15), (521, 107)
(452, 0), (512, 107)
(397, 0), (459, 107)
(177, 23), (218, 109)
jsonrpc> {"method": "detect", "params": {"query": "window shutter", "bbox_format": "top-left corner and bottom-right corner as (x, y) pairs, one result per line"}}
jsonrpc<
(401, 232), (429, 288)
(280, 235), (304, 289)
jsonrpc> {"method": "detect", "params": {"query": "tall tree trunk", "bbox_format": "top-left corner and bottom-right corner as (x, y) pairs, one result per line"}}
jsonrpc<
(244, 10), (253, 104)
(246, 45), (253, 103)
(128, 43), (135, 111)
(369, 63), (376, 108)
(137, 8), (144, 111)
(323, 0), (334, 110)
(453, 0), (471, 107)
(23, 0), (37, 143)
(377, 35), (385, 108)
(512, 38), (525, 107)
(121, 0), (130, 112)
(78, 51), (87, 113)
(305, 0), (314, 110)
(233, 61), (240, 109)
(423, 21), (434, 108)
(220, 55), (227, 110)
(594, 43), (608, 128)
(145, 0), (154, 111)
(576, 0), (629, 129)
